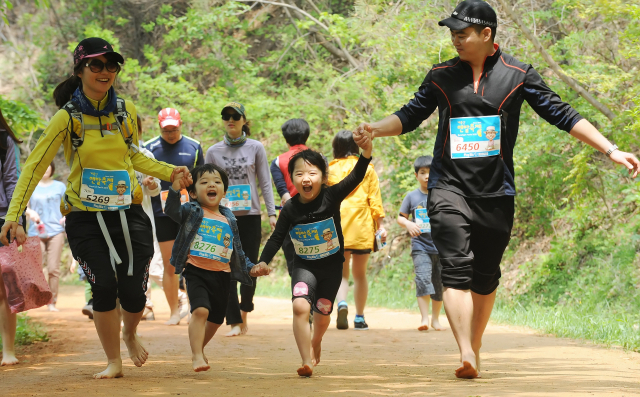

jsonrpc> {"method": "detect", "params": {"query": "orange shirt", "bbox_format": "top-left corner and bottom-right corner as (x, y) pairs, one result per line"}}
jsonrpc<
(187, 208), (232, 272)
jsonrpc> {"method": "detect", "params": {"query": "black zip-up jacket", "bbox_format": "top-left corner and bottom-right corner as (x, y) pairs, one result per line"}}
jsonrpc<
(394, 44), (583, 198)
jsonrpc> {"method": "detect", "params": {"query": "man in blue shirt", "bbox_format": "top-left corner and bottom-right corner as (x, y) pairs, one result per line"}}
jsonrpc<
(145, 108), (204, 325)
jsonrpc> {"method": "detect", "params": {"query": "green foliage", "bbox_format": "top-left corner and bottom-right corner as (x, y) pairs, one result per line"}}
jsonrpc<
(0, 96), (44, 136)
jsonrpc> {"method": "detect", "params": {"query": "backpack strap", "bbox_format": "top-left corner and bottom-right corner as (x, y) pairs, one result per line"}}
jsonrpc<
(62, 101), (85, 149)
(115, 98), (133, 149)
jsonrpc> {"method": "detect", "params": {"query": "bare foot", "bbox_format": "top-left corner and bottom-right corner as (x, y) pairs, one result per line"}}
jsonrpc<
(122, 330), (149, 367)
(418, 324), (429, 331)
(203, 352), (208, 364)
(48, 304), (59, 312)
(297, 364), (313, 377)
(455, 357), (479, 379)
(431, 318), (447, 331)
(311, 341), (322, 366)
(165, 314), (181, 326)
(1, 353), (19, 366)
(192, 355), (210, 372)
(240, 323), (248, 335)
(93, 360), (124, 379)
(474, 349), (482, 378)
(225, 325), (242, 337)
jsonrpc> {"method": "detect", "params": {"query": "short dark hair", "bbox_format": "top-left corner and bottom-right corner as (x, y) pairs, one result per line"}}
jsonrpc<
(281, 118), (310, 146)
(473, 24), (496, 41)
(187, 164), (229, 196)
(332, 130), (359, 159)
(288, 149), (327, 180)
(414, 156), (433, 173)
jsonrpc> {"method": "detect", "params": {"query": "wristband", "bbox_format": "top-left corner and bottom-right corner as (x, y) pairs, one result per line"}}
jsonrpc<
(606, 144), (618, 157)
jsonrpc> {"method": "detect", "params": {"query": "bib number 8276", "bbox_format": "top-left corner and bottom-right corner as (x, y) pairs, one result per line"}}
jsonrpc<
(456, 143), (480, 152)
(85, 195), (110, 204)
(193, 242), (216, 253)
(298, 246), (320, 255)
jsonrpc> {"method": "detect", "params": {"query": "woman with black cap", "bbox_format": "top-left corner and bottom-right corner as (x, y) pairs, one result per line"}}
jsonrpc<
(205, 102), (277, 337)
(0, 37), (191, 379)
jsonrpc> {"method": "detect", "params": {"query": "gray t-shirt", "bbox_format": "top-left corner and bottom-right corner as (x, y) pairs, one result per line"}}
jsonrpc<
(205, 139), (276, 217)
(399, 188), (438, 254)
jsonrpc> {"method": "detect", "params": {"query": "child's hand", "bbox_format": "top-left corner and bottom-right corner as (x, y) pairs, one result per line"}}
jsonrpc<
(142, 176), (158, 190)
(172, 173), (184, 191)
(353, 128), (372, 157)
(171, 166), (193, 187)
(406, 222), (422, 237)
(250, 262), (271, 277)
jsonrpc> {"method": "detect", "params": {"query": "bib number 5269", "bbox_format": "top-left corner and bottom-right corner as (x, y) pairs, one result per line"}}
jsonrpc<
(85, 195), (110, 204)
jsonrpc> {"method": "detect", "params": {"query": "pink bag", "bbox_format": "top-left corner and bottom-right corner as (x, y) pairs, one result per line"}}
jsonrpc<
(0, 236), (52, 314)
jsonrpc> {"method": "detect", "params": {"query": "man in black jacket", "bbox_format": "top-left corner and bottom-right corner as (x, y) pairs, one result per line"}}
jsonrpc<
(353, 0), (639, 379)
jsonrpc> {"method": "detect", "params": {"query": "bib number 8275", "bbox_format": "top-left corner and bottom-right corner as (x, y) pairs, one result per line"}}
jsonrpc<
(298, 246), (320, 255)
(85, 195), (110, 204)
(193, 242), (216, 253)
(456, 143), (480, 152)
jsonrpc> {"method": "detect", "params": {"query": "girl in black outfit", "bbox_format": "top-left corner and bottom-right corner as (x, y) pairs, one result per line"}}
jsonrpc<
(256, 130), (372, 377)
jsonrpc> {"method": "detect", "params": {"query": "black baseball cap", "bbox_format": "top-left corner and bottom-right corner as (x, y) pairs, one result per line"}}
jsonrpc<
(438, 0), (497, 31)
(73, 37), (124, 66)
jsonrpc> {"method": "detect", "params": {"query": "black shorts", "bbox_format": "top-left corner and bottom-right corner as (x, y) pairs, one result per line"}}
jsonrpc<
(184, 264), (231, 324)
(291, 263), (342, 315)
(427, 188), (514, 295)
(66, 205), (154, 313)
(155, 216), (180, 243)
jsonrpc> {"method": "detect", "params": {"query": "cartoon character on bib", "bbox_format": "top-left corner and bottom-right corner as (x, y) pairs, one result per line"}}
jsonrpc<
(116, 180), (128, 205)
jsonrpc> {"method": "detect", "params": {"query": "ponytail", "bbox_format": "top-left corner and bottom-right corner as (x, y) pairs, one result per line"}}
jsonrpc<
(242, 118), (251, 136)
(53, 63), (84, 109)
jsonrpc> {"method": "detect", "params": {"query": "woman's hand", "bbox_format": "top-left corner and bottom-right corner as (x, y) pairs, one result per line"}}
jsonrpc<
(172, 172), (185, 191)
(0, 221), (26, 246)
(377, 226), (388, 244)
(250, 262), (271, 277)
(269, 215), (277, 231)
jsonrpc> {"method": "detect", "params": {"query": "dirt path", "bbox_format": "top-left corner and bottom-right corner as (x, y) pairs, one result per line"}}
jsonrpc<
(2, 285), (640, 396)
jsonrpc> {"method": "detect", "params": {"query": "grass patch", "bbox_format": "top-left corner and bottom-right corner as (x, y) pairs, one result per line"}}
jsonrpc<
(0, 314), (48, 350)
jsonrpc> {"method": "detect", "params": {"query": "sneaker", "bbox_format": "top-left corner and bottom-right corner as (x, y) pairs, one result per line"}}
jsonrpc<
(336, 303), (348, 330)
(82, 303), (94, 320)
(354, 317), (369, 331)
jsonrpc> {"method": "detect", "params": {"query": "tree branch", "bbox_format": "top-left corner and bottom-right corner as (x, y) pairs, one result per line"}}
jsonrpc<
(496, 0), (616, 120)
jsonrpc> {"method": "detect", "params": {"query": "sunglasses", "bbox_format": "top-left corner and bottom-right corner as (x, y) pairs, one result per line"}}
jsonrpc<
(221, 114), (242, 121)
(85, 59), (120, 73)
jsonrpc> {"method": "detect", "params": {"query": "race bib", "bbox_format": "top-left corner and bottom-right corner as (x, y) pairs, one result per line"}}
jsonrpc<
(221, 184), (251, 212)
(290, 219), (340, 260)
(189, 217), (233, 263)
(450, 115), (501, 159)
(80, 169), (131, 210)
(160, 189), (189, 211)
(414, 208), (431, 233)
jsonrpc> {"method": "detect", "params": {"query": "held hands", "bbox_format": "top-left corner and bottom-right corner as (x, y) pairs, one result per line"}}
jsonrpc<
(281, 192), (291, 207)
(269, 215), (277, 231)
(352, 124), (373, 157)
(610, 150), (640, 178)
(0, 221), (26, 247)
(250, 262), (272, 277)
(172, 173), (185, 191)
(171, 166), (193, 189)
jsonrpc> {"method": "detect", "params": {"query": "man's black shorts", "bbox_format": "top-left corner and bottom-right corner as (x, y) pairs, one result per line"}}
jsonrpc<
(427, 188), (514, 295)
(154, 215), (180, 243)
(184, 264), (231, 324)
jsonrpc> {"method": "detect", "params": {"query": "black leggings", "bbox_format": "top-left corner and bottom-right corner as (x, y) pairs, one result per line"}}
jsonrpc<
(225, 215), (261, 325)
(66, 205), (154, 313)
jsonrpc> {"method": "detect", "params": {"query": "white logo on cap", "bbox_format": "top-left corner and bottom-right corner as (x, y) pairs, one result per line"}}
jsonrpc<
(453, 11), (458, 15)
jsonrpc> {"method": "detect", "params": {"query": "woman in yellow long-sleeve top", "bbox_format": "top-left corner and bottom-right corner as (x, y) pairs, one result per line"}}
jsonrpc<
(0, 38), (191, 379)
(328, 130), (387, 331)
